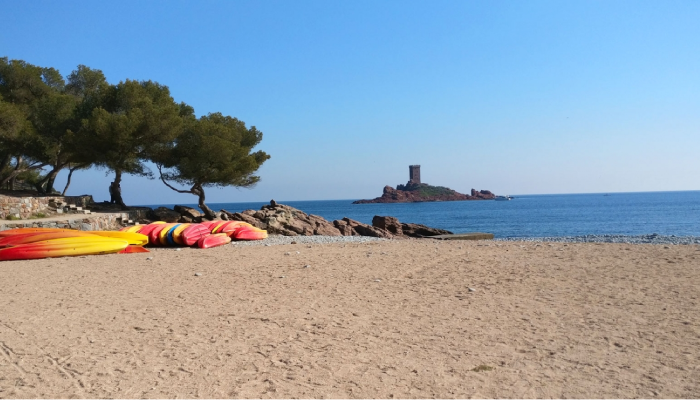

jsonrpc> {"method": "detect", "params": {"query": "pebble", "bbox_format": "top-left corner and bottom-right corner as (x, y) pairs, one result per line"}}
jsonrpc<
(468, 287), (476, 292)
(303, 265), (310, 268)
(194, 272), (202, 277)
(495, 234), (700, 246)
(230, 235), (388, 247)
(146, 257), (154, 260)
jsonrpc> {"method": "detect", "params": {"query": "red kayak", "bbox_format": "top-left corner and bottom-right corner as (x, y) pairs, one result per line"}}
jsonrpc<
(233, 227), (268, 240)
(181, 224), (211, 246)
(197, 233), (231, 249)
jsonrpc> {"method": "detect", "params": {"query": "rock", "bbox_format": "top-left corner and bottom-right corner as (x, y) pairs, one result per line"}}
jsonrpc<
(401, 222), (452, 238)
(194, 272), (202, 277)
(270, 199), (277, 206)
(174, 205), (202, 220)
(228, 203), (340, 236)
(148, 207), (181, 223)
(221, 202), (447, 240)
(468, 287), (475, 292)
(372, 216), (403, 235)
(353, 182), (496, 204)
(333, 217), (393, 238)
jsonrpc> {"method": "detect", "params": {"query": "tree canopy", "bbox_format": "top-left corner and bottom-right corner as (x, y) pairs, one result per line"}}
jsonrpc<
(0, 57), (270, 215)
(156, 112), (270, 218)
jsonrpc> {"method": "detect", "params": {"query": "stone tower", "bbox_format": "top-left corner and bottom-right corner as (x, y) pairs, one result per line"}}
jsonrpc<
(409, 165), (421, 184)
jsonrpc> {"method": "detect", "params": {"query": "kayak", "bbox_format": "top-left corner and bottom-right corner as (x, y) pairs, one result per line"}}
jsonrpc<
(0, 238), (129, 261)
(0, 231), (100, 248)
(118, 245), (150, 254)
(234, 227), (268, 240)
(89, 231), (149, 246)
(148, 224), (171, 246)
(219, 221), (254, 236)
(165, 224), (182, 246)
(197, 233), (231, 249)
(0, 228), (75, 238)
(119, 225), (143, 233)
(180, 224), (211, 246)
(159, 223), (179, 246)
(171, 224), (190, 245)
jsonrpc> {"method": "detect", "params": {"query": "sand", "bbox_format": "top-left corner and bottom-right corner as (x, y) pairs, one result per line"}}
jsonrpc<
(1, 239), (699, 398)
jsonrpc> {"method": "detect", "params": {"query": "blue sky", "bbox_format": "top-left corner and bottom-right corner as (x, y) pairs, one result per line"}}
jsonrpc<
(3, 0), (699, 204)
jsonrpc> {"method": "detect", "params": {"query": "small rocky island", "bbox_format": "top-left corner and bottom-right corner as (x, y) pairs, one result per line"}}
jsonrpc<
(353, 165), (496, 204)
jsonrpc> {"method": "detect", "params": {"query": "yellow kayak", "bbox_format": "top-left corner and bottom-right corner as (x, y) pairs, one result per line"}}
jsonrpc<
(88, 231), (149, 246)
(0, 237), (129, 261)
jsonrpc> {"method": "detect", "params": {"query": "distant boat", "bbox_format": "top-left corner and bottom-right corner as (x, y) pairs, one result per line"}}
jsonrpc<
(495, 195), (513, 201)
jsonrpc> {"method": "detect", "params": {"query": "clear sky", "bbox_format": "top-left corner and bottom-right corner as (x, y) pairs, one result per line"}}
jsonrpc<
(3, 0), (699, 204)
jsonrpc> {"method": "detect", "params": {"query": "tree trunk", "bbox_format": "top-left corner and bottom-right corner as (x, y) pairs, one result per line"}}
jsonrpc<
(193, 184), (216, 220)
(62, 166), (77, 196)
(114, 169), (128, 210)
(34, 167), (60, 195)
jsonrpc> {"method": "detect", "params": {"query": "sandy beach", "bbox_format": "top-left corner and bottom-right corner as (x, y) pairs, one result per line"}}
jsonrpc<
(1, 239), (699, 398)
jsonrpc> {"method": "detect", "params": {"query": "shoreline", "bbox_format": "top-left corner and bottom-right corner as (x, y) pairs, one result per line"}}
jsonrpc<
(225, 233), (700, 247)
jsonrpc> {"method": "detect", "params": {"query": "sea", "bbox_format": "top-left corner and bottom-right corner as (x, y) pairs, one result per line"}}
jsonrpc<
(142, 191), (700, 239)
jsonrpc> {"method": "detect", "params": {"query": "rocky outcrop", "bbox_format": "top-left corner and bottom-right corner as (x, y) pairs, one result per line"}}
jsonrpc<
(221, 203), (341, 236)
(471, 189), (495, 199)
(147, 207), (181, 223)
(371, 216), (403, 235)
(400, 222), (452, 237)
(334, 218), (394, 238)
(162, 200), (452, 239)
(353, 183), (496, 204)
(174, 205), (203, 222)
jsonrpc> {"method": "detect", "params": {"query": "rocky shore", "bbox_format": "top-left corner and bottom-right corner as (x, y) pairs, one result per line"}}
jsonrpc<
(149, 200), (452, 239)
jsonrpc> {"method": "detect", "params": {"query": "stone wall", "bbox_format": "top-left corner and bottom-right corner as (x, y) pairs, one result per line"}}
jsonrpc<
(0, 212), (132, 232)
(0, 194), (94, 219)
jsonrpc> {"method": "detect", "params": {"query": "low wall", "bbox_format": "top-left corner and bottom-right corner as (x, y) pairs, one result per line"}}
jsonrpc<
(0, 212), (132, 232)
(0, 194), (94, 219)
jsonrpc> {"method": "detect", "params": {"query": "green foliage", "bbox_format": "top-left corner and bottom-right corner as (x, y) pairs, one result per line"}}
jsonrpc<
(472, 365), (494, 372)
(397, 182), (456, 198)
(157, 112), (270, 217)
(83, 79), (183, 178)
(5, 215), (20, 220)
(416, 185), (455, 198)
(0, 58), (270, 209)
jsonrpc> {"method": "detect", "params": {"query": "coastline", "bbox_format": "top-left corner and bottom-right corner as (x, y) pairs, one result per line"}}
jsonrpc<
(1, 239), (699, 398)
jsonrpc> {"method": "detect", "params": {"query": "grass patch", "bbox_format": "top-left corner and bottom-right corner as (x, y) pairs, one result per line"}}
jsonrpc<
(472, 365), (494, 372)
(6, 215), (21, 221)
(29, 212), (47, 219)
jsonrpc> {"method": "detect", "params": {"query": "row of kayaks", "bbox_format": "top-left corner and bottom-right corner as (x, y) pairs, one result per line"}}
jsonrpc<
(0, 221), (267, 261)
(118, 220), (267, 247)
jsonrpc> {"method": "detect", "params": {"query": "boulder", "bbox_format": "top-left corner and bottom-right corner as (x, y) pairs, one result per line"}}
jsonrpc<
(333, 217), (393, 239)
(174, 205), (202, 220)
(401, 223), (452, 238)
(372, 215), (403, 235)
(147, 207), (181, 223)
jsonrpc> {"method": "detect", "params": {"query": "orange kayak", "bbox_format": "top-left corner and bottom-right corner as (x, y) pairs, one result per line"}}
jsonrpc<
(0, 238), (129, 261)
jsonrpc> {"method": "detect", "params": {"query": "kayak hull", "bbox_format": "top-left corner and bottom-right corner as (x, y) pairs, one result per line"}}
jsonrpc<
(0, 238), (129, 261)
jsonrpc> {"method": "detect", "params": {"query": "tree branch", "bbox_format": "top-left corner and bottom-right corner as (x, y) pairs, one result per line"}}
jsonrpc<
(157, 164), (192, 194)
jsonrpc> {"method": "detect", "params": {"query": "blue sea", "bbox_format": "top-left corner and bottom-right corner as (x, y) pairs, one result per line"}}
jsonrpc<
(143, 191), (700, 238)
